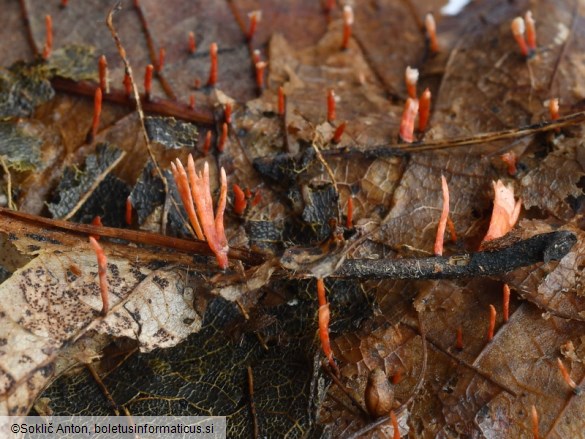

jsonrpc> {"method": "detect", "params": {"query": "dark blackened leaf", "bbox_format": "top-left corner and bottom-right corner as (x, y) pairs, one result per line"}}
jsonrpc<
(47, 143), (124, 219)
(301, 183), (338, 241)
(0, 121), (42, 170)
(129, 161), (165, 225)
(145, 116), (198, 149)
(47, 44), (97, 81)
(0, 61), (54, 117)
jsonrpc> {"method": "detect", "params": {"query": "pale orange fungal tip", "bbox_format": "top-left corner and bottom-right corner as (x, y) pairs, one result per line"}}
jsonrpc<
(557, 358), (579, 393)
(399, 98), (419, 143)
(405, 66), (419, 99)
(170, 159), (204, 240)
(90, 216), (102, 241)
(144, 64), (154, 101)
(525, 11), (536, 52)
(157, 47), (166, 72)
(390, 410), (400, 439)
(98, 55), (109, 94)
(487, 304), (496, 341)
(332, 121), (346, 144)
(89, 236), (109, 316)
(277, 86), (285, 116)
(500, 152), (518, 176)
(125, 196), (133, 226)
(207, 42), (218, 87)
(456, 326), (463, 350)
(317, 278), (326, 307)
(503, 284), (510, 322)
(482, 180), (521, 243)
(255, 61), (267, 90)
(188, 94), (195, 110)
(180, 157), (229, 269)
(549, 98), (559, 121)
(511, 17), (529, 57)
(247, 10), (262, 41)
(224, 103), (232, 124)
(434, 175), (449, 256)
(425, 13), (439, 53)
(233, 184), (247, 215)
(531, 405), (539, 439)
(327, 89), (336, 123)
(202, 131), (212, 155)
(42, 15), (53, 59)
(217, 122), (228, 153)
(87, 87), (102, 144)
(418, 88), (431, 132)
(341, 5), (354, 50)
(252, 49), (261, 65)
(188, 31), (196, 54)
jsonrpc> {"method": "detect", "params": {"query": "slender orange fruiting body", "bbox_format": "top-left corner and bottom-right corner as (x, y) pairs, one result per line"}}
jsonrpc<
(549, 98), (559, 121)
(60, 0), (68, 8)
(318, 302), (336, 371)
(511, 17), (529, 57)
(425, 13), (439, 53)
(157, 47), (165, 72)
(405, 66), (418, 99)
(399, 98), (419, 143)
(341, 6), (354, 50)
(207, 42), (218, 87)
(170, 160), (204, 240)
(324, 0), (335, 13)
(501, 152), (518, 176)
(487, 304), (496, 341)
(531, 405), (539, 439)
(125, 197), (133, 226)
(202, 131), (212, 155)
(185, 158), (229, 269)
(144, 64), (154, 101)
(456, 326), (463, 350)
(247, 10), (261, 41)
(345, 197), (354, 229)
(525, 11), (536, 52)
(89, 236), (109, 316)
(90, 216), (103, 241)
(255, 61), (267, 90)
(123, 73), (132, 97)
(503, 284), (510, 322)
(278, 86), (285, 116)
(251, 190), (262, 207)
(332, 122), (346, 144)
(390, 410), (400, 439)
(188, 94), (195, 110)
(98, 55), (109, 94)
(188, 31), (196, 54)
(317, 278), (326, 307)
(418, 88), (431, 132)
(252, 49), (261, 64)
(87, 87), (102, 144)
(233, 184), (247, 215)
(434, 175), (449, 256)
(391, 370), (402, 384)
(217, 122), (228, 153)
(244, 187), (252, 199)
(327, 89), (336, 123)
(557, 358), (579, 393)
(43, 15), (53, 59)
(224, 103), (232, 124)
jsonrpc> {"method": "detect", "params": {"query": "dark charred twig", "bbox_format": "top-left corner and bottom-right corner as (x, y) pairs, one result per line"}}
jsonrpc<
(86, 362), (120, 415)
(0, 206), (265, 266)
(247, 366), (259, 439)
(106, 3), (169, 233)
(51, 77), (214, 125)
(323, 110), (585, 158)
(131, 1), (176, 100)
(331, 231), (576, 280)
(18, 0), (39, 57)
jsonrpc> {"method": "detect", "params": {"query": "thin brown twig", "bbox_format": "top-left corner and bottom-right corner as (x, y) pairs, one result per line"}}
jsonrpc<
(86, 362), (120, 415)
(247, 366), (259, 439)
(106, 2), (169, 234)
(132, 1), (176, 100)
